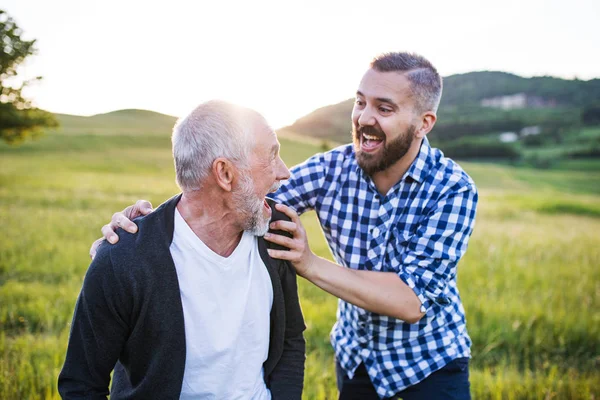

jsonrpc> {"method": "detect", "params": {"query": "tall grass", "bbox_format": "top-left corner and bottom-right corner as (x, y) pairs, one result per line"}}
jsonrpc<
(1, 130), (599, 399)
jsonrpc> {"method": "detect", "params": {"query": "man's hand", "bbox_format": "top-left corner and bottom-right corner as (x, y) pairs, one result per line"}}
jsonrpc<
(89, 200), (154, 259)
(264, 203), (317, 278)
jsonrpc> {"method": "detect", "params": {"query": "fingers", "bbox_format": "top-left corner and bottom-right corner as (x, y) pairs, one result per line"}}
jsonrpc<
(102, 223), (120, 244)
(101, 210), (137, 244)
(89, 237), (105, 260)
(274, 203), (300, 223)
(111, 211), (138, 234)
(269, 220), (297, 234)
(266, 245), (317, 278)
(100, 200), (151, 247)
(129, 200), (154, 218)
(267, 248), (295, 261)
(264, 231), (296, 249)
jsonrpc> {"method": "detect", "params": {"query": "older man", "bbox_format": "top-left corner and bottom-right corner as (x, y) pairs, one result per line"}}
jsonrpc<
(96, 52), (477, 399)
(59, 101), (305, 399)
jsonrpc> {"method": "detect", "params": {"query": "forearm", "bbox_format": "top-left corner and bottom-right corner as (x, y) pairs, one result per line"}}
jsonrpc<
(302, 255), (424, 323)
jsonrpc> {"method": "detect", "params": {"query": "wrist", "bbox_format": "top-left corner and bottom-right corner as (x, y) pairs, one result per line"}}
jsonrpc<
(299, 253), (318, 280)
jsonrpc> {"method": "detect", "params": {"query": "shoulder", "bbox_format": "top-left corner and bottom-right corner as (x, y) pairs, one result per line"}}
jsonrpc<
(96, 214), (149, 267)
(265, 198), (292, 251)
(290, 144), (355, 175)
(323, 143), (356, 171)
(326, 143), (355, 160)
(88, 230), (140, 286)
(95, 195), (178, 274)
(429, 146), (477, 197)
(81, 238), (128, 297)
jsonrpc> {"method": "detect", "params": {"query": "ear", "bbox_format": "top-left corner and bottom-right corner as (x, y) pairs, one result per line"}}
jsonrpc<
(415, 111), (437, 139)
(212, 157), (235, 192)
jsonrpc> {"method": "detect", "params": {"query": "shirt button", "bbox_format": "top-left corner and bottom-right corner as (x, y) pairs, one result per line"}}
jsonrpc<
(372, 227), (380, 236)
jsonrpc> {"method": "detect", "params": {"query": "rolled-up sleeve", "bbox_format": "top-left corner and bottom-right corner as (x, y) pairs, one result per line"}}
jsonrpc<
(397, 183), (478, 314)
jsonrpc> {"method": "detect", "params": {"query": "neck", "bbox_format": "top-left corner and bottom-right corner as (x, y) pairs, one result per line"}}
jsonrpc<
(177, 190), (243, 257)
(371, 138), (422, 196)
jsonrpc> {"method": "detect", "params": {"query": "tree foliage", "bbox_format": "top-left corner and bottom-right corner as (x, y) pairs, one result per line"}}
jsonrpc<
(582, 104), (600, 125)
(0, 9), (56, 144)
(438, 138), (521, 161)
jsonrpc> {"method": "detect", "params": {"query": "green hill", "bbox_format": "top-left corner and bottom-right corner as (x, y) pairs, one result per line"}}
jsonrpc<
(43, 72), (600, 165)
(278, 99), (354, 144)
(54, 109), (177, 136)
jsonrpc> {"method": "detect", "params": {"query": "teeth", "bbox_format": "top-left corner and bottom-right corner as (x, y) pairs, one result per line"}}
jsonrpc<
(363, 133), (382, 141)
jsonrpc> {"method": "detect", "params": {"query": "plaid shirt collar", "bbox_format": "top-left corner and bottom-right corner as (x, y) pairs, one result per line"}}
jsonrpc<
(406, 137), (433, 183)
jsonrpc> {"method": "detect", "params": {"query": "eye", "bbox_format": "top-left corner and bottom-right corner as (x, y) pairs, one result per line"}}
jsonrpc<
(379, 107), (393, 114)
(355, 99), (365, 106)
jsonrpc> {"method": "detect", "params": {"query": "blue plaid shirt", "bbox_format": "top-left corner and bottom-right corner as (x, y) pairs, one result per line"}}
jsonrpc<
(273, 138), (477, 398)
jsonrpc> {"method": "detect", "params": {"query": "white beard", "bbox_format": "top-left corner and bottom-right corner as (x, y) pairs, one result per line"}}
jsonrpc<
(232, 175), (281, 237)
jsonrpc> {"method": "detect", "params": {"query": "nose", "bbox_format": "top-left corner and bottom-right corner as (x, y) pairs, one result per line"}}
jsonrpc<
(356, 105), (376, 127)
(276, 156), (290, 181)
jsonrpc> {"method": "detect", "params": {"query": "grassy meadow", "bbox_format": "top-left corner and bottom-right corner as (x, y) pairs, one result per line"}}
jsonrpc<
(1, 115), (599, 399)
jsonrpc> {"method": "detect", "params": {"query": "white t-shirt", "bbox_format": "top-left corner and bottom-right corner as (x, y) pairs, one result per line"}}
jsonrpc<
(170, 208), (273, 400)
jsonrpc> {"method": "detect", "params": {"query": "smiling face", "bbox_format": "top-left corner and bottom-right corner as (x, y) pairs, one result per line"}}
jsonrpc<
(232, 118), (289, 236)
(352, 68), (420, 176)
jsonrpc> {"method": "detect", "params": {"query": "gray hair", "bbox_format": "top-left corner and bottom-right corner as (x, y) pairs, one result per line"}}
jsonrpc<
(370, 52), (443, 114)
(172, 100), (258, 191)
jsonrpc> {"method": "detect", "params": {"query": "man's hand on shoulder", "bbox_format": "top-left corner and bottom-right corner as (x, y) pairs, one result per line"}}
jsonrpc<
(89, 200), (154, 259)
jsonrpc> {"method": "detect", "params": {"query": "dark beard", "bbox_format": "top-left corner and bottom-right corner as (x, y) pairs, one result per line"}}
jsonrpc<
(353, 124), (415, 176)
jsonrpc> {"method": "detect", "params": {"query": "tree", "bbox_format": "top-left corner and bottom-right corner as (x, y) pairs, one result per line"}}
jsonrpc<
(1, 9), (57, 144)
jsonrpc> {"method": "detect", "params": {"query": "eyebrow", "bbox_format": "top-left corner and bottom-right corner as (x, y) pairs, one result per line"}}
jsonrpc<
(356, 91), (398, 107)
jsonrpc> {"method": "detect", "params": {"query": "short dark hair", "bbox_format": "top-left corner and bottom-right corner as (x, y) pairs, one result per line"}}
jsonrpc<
(370, 52), (442, 113)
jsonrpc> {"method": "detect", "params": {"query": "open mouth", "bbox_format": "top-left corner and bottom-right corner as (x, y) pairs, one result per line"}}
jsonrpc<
(360, 132), (385, 152)
(263, 198), (272, 218)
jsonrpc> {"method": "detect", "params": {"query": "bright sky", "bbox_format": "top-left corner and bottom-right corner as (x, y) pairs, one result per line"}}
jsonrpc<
(4, 0), (600, 128)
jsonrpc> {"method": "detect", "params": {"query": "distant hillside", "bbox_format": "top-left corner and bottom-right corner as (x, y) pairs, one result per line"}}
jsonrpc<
(278, 99), (354, 144)
(46, 74), (600, 164)
(54, 109), (177, 136)
(442, 71), (600, 107)
(282, 71), (600, 144)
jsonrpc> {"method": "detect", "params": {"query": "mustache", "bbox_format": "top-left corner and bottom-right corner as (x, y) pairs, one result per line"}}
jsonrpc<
(355, 125), (385, 138)
(269, 181), (282, 193)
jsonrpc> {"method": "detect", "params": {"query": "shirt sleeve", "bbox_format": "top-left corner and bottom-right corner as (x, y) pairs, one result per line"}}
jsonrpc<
(272, 152), (328, 215)
(397, 182), (478, 314)
(268, 260), (306, 399)
(58, 245), (131, 399)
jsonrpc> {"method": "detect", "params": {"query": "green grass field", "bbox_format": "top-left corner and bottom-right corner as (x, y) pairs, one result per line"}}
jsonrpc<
(1, 121), (599, 399)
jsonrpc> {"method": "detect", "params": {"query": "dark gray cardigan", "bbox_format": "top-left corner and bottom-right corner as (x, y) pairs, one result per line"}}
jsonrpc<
(58, 195), (306, 399)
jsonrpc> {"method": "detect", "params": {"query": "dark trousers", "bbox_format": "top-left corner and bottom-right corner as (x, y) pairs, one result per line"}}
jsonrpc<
(336, 358), (471, 400)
